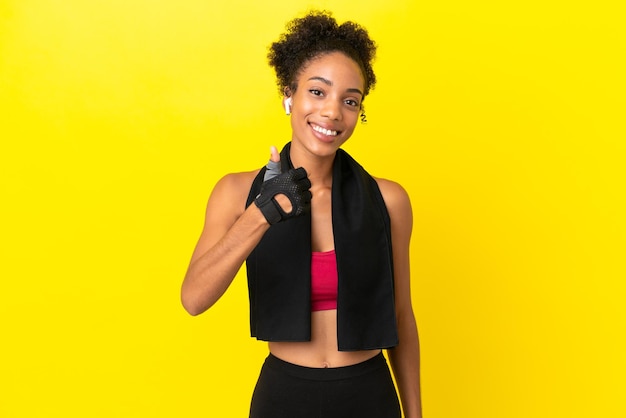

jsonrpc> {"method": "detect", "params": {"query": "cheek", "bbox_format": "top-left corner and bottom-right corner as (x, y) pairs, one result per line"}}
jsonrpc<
(294, 97), (316, 115)
(345, 125), (357, 138)
(344, 112), (360, 129)
(341, 118), (359, 139)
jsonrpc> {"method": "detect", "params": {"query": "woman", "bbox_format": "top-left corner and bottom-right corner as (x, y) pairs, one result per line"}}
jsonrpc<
(181, 10), (422, 418)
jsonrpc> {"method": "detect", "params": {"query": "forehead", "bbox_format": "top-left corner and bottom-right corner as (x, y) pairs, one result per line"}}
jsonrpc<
(297, 52), (365, 88)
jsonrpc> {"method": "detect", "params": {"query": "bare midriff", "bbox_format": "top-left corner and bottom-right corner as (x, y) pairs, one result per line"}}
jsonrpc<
(268, 309), (381, 368)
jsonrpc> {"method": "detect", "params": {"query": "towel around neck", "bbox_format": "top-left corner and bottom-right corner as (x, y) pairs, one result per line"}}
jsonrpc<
(245, 142), (398, 351)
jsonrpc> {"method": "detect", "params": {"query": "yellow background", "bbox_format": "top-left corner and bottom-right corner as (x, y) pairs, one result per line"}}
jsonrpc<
(1, 0), (624, 417)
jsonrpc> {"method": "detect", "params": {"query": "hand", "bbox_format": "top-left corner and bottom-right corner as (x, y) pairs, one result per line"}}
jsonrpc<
(255, 146), (311, 225)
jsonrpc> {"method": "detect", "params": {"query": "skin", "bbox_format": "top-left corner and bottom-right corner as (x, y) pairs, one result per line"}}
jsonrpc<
(181, 51), (422, 418)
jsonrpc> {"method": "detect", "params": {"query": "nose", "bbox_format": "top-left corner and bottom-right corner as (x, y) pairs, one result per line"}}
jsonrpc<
(320, 99), (342, 121)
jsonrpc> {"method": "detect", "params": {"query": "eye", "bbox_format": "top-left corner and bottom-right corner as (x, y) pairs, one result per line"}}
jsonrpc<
(309, 89), (323, 96)
(344, 99), (360, 107)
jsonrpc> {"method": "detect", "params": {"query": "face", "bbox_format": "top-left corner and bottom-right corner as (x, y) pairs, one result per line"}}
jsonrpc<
(287, 52), (365, 158)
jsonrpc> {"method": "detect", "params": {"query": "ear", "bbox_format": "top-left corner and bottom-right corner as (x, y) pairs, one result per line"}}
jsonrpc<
(282, 87), (293, 115)
(283, 97), (292, 115)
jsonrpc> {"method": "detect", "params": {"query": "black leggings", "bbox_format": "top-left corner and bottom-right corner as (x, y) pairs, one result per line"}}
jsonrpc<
(249, 353), (401, 418)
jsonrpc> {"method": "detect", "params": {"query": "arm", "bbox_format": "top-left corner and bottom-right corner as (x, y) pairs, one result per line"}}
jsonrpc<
(181, 171), (269, 316)
(181, 147), (311, 316)
(378, 179), (423, 418)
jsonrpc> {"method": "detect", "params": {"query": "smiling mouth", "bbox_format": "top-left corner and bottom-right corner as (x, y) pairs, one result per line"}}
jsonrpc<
(311, 124), (339, 137)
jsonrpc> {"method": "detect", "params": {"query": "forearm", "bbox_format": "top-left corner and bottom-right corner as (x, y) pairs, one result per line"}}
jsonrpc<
(388, 313), (423, 418)
(181, 205), (269, 315)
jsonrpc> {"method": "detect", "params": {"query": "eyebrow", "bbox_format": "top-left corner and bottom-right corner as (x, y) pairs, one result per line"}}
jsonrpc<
(308, 76), (364, 97)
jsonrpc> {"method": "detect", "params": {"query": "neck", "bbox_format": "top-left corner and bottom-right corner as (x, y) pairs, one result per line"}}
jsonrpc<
(288, 142), (336, 187)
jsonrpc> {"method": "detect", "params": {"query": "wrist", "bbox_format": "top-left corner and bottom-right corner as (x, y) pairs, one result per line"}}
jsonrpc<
(254, 195), (283, 225)
(245, 202), (274, 229)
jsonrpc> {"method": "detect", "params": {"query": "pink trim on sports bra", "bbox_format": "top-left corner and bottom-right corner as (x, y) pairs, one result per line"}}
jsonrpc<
(311, 250), (338, 312)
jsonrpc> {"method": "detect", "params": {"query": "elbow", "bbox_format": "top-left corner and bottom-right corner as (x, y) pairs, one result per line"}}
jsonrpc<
(182, 302), (203, 316)
(180, 287), (207, 316)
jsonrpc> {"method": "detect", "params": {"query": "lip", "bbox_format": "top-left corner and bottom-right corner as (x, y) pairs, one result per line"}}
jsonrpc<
(309, 122), (341, 142)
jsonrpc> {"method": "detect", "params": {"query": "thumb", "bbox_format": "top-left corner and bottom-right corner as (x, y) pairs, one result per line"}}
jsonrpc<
(269, 145), (280, 163)
(264, 145), (281, 181)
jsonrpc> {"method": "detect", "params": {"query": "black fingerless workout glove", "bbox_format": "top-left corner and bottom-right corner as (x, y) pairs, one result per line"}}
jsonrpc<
(254, 167), (312, 225)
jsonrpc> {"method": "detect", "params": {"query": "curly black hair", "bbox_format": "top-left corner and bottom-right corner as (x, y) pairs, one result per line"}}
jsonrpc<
(268, 10), (377, 98)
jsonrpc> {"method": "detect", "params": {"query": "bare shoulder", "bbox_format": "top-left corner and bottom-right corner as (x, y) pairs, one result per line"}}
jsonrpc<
(212, 169), (260, 199)
(188, 169), (261, 264)
(206, 169), (261, 218)
(374, 177), (412, 216)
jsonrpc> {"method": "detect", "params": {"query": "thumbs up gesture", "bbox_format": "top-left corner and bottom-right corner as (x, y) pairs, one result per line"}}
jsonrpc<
(255, 146), (312, 225)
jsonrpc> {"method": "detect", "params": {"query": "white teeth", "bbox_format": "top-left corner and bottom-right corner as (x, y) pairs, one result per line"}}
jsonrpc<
(312, 124), (338, 136)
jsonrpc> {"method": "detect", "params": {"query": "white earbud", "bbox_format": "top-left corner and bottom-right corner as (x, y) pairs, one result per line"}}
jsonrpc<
(284, 97), (292, 115)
